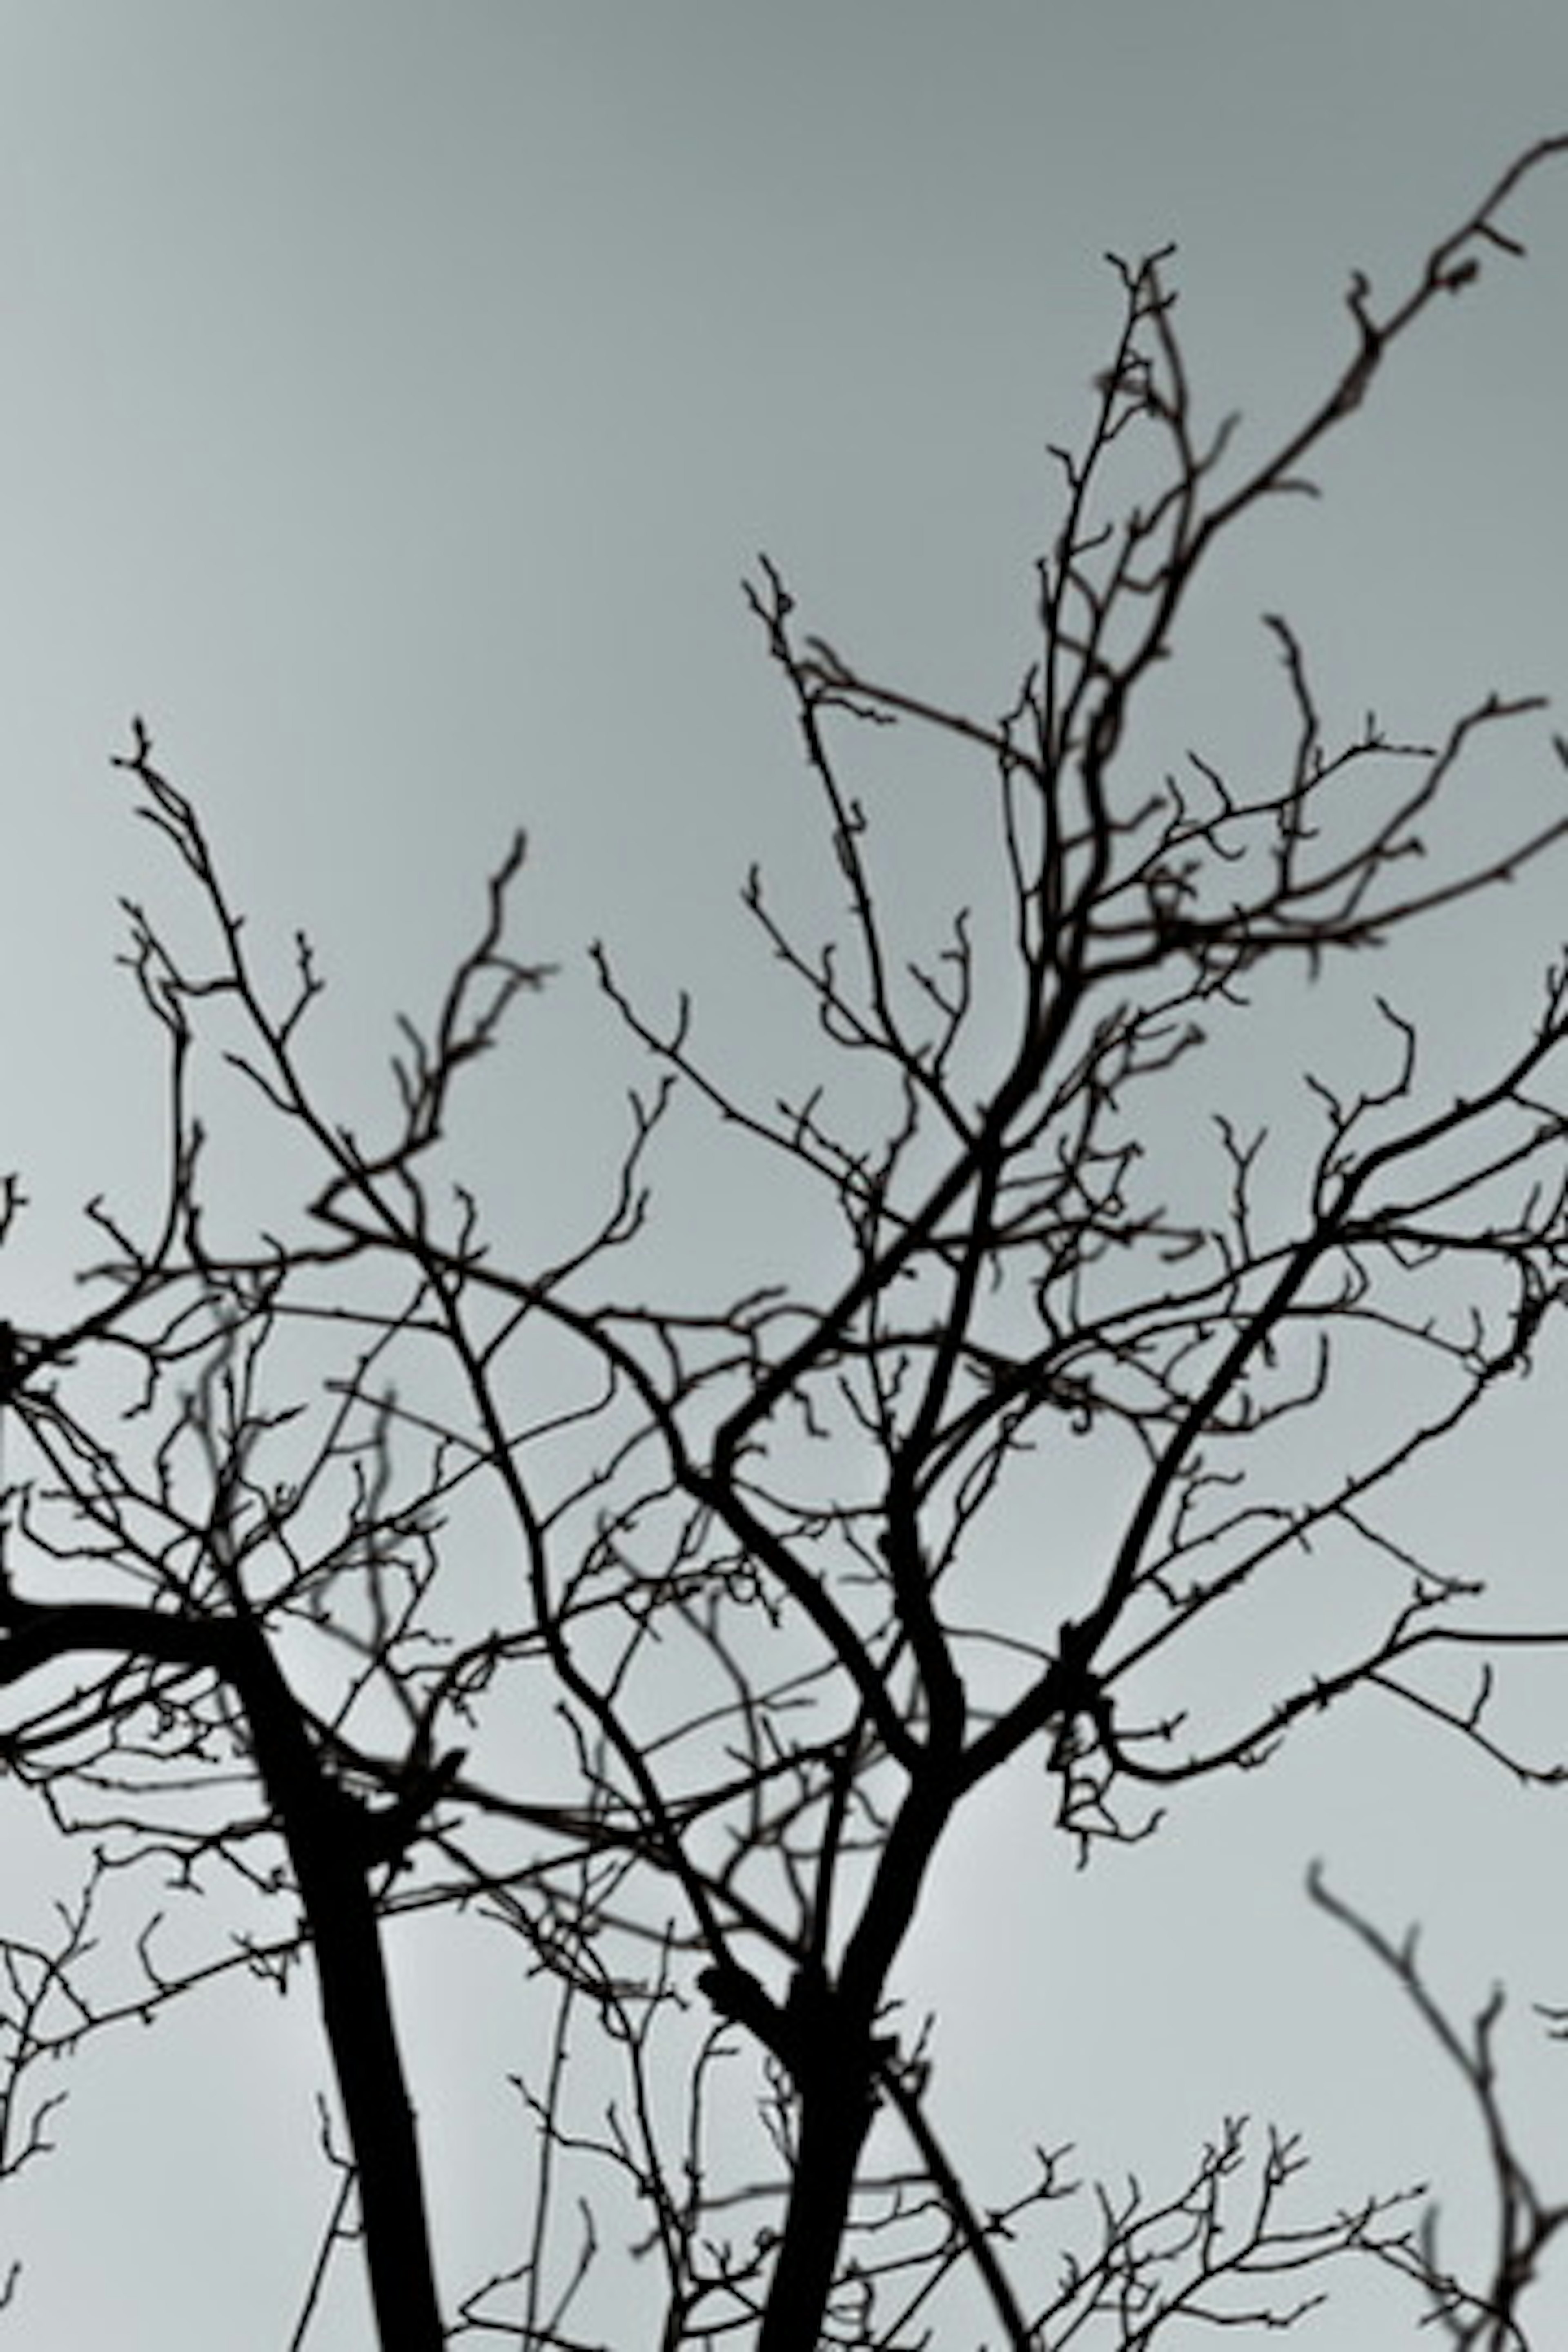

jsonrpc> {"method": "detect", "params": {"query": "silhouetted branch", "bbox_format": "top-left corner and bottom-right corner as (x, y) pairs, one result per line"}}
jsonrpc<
(1310, 1866), (1568, 2347)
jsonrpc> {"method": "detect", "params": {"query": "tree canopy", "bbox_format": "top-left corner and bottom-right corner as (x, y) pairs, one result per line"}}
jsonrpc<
(1, 137), (1567, 2352)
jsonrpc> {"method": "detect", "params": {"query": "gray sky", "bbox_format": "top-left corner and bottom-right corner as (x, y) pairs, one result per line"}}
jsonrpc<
(1, 7), (1567, 2346)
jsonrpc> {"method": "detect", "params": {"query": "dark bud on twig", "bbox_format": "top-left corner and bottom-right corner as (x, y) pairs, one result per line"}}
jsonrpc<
(698, 1960), (789, 2056)
(699, 1957), (850, 2093)
(356, 1746), (467, 1871)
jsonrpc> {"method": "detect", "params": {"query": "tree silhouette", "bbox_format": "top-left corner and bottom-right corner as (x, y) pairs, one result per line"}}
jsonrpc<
(0, 138), (1567, 2350)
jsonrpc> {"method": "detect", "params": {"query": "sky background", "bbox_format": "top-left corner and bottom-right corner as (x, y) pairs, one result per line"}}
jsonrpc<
(0, 6), (1567, 2346)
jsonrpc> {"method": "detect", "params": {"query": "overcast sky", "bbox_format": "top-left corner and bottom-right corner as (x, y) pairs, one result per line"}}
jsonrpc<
(1, 8), (1567, 2347)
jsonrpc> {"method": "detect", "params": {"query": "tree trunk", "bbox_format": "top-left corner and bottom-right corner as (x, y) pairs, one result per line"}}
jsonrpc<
(757, 2056), (878, 2352)
(235, 1633), (445, 2352)
(757, 1772), (953, 2351)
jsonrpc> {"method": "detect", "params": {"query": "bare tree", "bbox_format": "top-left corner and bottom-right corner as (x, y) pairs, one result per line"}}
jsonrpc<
(0, 138), (1567, 2351)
